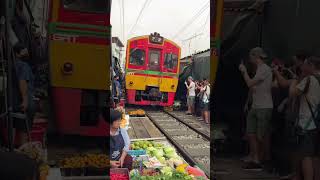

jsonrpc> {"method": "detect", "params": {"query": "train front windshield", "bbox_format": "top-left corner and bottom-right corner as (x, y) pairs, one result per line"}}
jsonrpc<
(63, 0), (109, 13)
(148, 49), (161, 71)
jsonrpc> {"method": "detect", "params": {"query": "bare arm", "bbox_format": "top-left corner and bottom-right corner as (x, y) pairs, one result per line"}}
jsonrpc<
(274, 70), (292, 88)
(241, 70), (261, 88)
(289, 79), (302, 98)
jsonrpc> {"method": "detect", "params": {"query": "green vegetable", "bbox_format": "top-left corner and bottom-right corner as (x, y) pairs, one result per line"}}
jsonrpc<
(147, 147), (156, 151)
(164, 147), (175, 154)
(153, 149), (164, 158)
(158, 156), (166, 164)
(165, 151), (178, 158)
(161, 166), (173, 177)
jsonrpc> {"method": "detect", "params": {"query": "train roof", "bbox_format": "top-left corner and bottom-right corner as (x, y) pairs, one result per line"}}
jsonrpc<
(127, 35), (180, 49)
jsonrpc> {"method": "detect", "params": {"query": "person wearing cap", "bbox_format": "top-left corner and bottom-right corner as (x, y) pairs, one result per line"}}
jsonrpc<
(239, 47), (273, 170)
(185, 76), (196, 115)
(108, 109), (132, 169)
(289, 56), (320, 180)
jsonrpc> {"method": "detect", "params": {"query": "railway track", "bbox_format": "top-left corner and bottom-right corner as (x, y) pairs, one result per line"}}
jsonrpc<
(145, 110), (211, 178)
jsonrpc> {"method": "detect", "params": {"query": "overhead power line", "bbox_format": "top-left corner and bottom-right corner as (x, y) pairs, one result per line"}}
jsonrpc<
(122, 0), (125, 41)
(118, 0), (123, 40)
(172, 1), (210, 40)
(127, 0), (152, 38)
(197, 11), (210, 33)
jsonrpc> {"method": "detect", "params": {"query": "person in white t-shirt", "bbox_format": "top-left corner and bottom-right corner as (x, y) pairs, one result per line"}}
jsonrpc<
(199, 79), (210, 124)
(289, 56), (320, 180)
(185, 76), (196, 115)
(239, 47), (273, 170)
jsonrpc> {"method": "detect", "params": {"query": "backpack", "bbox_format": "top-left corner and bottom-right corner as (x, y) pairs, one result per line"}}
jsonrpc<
(304, 75), (320, 131)
(200, 85), (210, 103)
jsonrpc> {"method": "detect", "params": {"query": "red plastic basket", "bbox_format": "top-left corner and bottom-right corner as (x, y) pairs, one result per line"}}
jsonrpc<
(1, 125), (46, 146)
(33, 121), (48, 129)
(30, 125), (45, 145)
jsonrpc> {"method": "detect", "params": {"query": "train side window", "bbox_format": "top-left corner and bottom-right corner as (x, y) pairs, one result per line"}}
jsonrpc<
(129, 49), (145, 66)
(164, 53), (178, 71)
(63, 0), (108, 13)
(148, 50), (161, 71)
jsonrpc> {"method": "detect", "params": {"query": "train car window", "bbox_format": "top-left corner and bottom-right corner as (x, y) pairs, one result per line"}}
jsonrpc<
(129, 49), (145, 66)
(148, 50), (161, 71)
(63, 0), (108, 13)
(164, 53), (178, 71)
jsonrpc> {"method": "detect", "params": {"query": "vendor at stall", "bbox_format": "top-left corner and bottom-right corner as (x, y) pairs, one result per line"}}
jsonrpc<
(109, 109), (132, 169)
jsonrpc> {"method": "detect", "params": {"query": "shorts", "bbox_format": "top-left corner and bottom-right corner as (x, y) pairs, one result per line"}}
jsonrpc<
(200, 101), (209, 111)
(13, 106), (35, 133)
(295, 130), (318, 157)
(187, 96), (195, 107)
(246, 108), (272, 140)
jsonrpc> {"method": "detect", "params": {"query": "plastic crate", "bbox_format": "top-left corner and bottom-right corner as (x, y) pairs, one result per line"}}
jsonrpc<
(110, 168), (129, 180)
(85, 167), (108, 176)
(33, 117), (48, 129)
(30, 125), (45, 146)
(128, 150), (146, 156)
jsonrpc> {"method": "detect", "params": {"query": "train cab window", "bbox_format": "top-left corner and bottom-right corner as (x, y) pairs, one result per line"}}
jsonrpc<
(129, 49), (145, 66)
(148, 50), (161, 71)
(63, 0), (108, 13)
(164, 53), (178, 71)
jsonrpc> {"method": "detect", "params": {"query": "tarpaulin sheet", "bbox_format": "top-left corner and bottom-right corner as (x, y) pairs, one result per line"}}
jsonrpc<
(175, 51), (210, 102)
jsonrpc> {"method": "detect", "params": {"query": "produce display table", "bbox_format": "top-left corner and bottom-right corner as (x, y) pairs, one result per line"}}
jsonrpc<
(127, 140), (208, 179)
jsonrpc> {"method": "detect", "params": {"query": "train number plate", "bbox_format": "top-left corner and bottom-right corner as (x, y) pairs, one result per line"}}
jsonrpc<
(51, 34), (77, 43)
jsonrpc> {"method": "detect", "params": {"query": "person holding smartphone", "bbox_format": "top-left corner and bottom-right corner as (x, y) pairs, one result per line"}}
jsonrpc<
(185, 76), (196, 115)
(239, 47), (273, 170)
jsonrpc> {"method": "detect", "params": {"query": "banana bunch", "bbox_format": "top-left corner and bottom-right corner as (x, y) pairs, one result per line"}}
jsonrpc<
(129, 109), (145, 116)
(85, 154), (110, 168)
(39, 163), (50, 175)
(60, 156), (86, 168)
(60, 154), (110, 168)
(18, 142), (43, 162)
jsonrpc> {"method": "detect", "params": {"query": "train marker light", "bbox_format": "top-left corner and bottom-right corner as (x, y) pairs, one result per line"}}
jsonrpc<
(171, 85), (175, 89)
(129, 81), (133, 86)
(62, 62), (73, 75)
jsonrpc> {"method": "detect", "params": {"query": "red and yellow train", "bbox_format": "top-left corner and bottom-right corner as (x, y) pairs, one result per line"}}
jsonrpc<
(125, 33), (181, 106)
(48, 0), (111, 136)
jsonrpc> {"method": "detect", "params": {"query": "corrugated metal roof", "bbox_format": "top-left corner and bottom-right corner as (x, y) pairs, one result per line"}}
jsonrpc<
(112, 37), (124, 47)
(181, 48), (210, 60)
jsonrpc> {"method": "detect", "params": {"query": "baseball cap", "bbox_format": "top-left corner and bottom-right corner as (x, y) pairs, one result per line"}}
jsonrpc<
(250, 47), (267, 59)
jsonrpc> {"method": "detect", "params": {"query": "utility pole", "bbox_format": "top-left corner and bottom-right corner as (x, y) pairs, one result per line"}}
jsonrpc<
(182, 33), (203, 56)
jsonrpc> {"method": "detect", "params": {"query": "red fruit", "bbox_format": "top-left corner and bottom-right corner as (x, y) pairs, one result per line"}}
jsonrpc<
(110, 172), (129, 180)
(186, 166), (207, 178)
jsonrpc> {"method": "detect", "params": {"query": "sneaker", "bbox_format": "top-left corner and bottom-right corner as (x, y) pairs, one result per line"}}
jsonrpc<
(240, 156), (253, 163)
(243, 162), (263, 171)
(262, 160), (274, 173)
(279, 173), (294, 180)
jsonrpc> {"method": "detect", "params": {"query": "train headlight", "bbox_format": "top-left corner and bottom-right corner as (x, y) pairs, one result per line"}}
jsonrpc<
(171, 85), (175, 89)
(129, 81), (133, 86)
(62, 62), (73, 75)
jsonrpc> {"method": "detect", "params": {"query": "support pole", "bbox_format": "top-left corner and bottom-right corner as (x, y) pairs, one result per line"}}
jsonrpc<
(4, 0), (14, 152)
(210, 0), (224, 84)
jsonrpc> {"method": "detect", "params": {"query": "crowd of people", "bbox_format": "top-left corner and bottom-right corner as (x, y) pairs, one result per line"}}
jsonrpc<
(185, 76), (211, 124)
(239, 47), (320, 180)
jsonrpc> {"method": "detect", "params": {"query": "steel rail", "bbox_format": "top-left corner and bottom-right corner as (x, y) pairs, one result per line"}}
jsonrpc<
(163, 110), (210, 141)
(145, 112), (210, 178)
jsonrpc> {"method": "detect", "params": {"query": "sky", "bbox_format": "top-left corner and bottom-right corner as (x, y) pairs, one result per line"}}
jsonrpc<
(111, 0), (210, 63)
